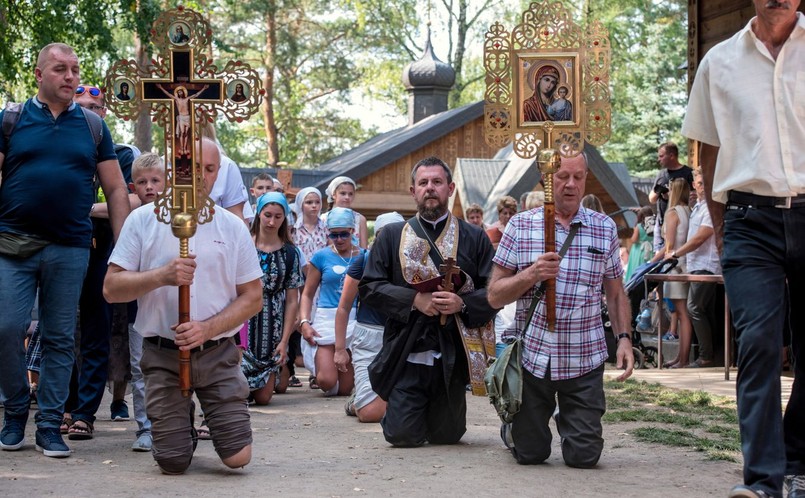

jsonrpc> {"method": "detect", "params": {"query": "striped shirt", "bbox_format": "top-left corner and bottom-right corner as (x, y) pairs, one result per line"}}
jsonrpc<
(493, 207), (622, 380)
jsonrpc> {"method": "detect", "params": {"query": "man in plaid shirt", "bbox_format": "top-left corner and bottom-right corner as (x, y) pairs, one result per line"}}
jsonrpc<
(488, 153), (634, 468)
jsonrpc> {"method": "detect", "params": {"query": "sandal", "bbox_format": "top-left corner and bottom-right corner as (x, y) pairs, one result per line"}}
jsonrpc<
(60, 417), (73, 435)
(196, 419), (211, 441)
(309, 376), (319, 390)
(67, 419), (94, 440)
(288, 375), (303, 388)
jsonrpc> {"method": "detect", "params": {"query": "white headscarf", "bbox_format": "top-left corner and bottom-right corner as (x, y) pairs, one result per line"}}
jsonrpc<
(374, 212), (405, 235)
(325, 176), (357, 204)
(293, 187), (322, 221)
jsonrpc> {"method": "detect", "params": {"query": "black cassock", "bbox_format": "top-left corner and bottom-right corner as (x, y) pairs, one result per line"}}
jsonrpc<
(359, 216), (498, 446)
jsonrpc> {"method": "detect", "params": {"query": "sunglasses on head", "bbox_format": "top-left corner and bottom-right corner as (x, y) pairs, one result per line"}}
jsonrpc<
(75, 86), (102, 97)
(328, 231), (351, 240)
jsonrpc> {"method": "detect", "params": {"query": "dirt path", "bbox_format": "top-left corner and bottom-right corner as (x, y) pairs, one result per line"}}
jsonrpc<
(1, 376), (742, 497)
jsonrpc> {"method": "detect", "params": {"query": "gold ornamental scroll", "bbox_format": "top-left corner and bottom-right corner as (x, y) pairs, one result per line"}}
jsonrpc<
(483, 1), (611, 332)
(104, 5), (264, 397)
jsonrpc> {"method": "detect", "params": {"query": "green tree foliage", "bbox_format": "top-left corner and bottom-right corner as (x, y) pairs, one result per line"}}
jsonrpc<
(347, 0), (509, 111)
(583, 0), (689, 172)
(208, 0), (377, 168)
(1, 0), (690, 176)
(0, 0), (120, 99)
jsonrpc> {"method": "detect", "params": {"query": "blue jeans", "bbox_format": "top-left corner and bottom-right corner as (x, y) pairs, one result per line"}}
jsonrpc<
(67, 226), (113, 425)
(722, 203), (805, 495)
(128, 324), (151, 437)
(0, 245), (89, 429)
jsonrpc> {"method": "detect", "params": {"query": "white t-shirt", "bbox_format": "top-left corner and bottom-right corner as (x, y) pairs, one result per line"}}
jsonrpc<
(209, 154), (254, 220)
(686, 200), (721, 275)
(109, 203), (263, 340)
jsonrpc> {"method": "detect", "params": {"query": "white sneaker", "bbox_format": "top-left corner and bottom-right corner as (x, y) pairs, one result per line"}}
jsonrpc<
(785, 475), (805, 498)
(131, 433), (152, 452)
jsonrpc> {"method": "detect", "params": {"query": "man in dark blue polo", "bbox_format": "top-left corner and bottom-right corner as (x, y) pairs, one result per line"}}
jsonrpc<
(0, 43), (131, 458)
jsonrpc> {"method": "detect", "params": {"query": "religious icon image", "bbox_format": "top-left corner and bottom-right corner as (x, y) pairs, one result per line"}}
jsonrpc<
(169, 22), (191, 45)
(156, 83), (209, 156)
(227, 81), (249, 103)
(520, 57), (577, 125)
(115, 80), (134, 101)
(548, 84), (573, 121)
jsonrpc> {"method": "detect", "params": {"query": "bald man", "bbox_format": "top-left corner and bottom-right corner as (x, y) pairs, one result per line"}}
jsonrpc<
(103, 138), (262, 474)
(488, 153), (634, 469)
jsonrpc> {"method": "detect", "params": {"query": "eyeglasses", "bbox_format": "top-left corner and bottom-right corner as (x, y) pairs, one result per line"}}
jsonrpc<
(75, 86), (102, 97)
(328, 231), (352, 240)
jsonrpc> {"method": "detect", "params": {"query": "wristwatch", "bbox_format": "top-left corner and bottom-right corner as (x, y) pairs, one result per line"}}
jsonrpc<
(615, 333), (632, 342)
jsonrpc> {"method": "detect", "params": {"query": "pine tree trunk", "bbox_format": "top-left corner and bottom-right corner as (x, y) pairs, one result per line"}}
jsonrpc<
(262, 4), (279, 167)
(133, 34), (152, 153)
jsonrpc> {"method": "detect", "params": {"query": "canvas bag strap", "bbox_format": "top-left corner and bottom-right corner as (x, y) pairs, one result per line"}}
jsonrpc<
(520, 221), (582, 337)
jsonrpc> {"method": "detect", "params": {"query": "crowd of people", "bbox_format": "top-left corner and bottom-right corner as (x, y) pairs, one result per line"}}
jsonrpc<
(2, 4), (804, 493)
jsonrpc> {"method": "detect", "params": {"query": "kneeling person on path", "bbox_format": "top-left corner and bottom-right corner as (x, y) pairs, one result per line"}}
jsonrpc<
(103, 137), (262, 474)
(359, 156), (497, 447)
(487, 153), (634, 468)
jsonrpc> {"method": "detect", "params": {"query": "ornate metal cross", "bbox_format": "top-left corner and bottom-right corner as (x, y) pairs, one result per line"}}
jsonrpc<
(104, 5), (263, 396)
(483, 1), (611, 332)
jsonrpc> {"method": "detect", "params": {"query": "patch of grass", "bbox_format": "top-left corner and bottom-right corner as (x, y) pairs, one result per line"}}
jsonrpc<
(604, 379), (740, 462)
(603, 409), (701, 428)
(705, 450), (739, 463)
(631, 426), (740, 458)
(706, 425), (740, 439)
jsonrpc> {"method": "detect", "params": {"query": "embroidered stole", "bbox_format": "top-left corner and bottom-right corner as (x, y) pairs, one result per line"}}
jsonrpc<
(399, 215), (496, 396)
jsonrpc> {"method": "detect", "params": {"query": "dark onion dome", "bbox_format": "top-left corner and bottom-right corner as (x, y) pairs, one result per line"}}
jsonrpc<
(402, 29), (456, 90)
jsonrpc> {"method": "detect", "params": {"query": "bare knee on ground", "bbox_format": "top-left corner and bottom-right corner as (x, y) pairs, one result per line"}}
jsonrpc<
(222, 445), (251, 469)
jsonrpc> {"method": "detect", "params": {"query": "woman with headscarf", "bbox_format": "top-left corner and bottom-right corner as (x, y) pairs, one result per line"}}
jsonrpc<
(522, 64), (560, 122)
(241, 193), (304, 405)
(293, 187), (329, 272)
(334, 212), (405, 422)
(323, 176), (369, 248)
(299, 208), (367, 396)
(288, 187), (328, 388)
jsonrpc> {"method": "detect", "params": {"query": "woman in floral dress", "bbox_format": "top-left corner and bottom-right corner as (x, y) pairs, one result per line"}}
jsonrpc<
(242, 193), (304, 405)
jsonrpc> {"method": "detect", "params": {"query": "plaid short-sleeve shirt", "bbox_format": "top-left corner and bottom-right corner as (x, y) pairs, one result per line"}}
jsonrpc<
(493, 207), (623, 380)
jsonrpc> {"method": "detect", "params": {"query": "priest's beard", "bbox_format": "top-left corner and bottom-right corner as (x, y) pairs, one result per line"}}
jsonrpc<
(418, 201), (447, 221)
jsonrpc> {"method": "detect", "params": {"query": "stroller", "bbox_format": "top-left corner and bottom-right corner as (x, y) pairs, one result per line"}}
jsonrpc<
(603, 259), (677, 369)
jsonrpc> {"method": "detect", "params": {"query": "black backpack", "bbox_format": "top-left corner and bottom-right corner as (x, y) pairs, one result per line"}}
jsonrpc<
(2, 100), (103, 146)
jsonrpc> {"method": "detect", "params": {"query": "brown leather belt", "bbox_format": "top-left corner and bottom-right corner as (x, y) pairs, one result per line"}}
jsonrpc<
(727, 191), (805, 209)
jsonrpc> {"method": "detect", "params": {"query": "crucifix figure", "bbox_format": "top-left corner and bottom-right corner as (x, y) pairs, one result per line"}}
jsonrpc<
(155, 83), (209, 155)
(141, 49), (222, 187)
(439, 257), (461, 325)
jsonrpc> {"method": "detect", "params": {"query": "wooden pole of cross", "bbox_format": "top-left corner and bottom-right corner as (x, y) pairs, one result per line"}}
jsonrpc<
(483, 1), (611, 333)
(104, 5), (264, 397)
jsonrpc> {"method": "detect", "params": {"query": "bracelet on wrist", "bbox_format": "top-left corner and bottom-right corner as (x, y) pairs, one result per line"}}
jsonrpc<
(615, 333), (632, 342)
(299, 319), (311, 326)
